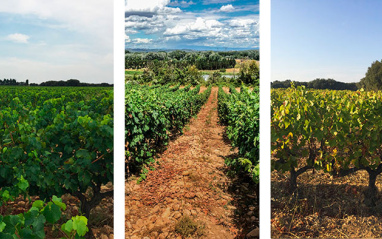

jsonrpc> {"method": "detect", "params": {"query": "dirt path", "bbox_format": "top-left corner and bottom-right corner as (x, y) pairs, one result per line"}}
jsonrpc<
(125, 87), (258, 238)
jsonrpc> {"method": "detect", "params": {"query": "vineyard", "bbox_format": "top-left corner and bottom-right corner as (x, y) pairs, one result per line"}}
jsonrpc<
(126, 84), (212, 178)
(218, 85), (260, 185)
(126, 84), (259, 238)
(271, 85), (382, 237)
(0, 87), (113, 238)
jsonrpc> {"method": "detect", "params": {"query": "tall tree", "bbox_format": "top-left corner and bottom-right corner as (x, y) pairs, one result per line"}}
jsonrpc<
(358, 60), (382, 91)
(238, 60), (259, 85)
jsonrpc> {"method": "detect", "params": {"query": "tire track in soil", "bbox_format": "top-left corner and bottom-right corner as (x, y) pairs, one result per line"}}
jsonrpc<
(126, 87), (253, 238)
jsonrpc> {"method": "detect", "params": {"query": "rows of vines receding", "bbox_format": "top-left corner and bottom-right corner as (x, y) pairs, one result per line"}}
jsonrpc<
(125, 84), (212, 179)
(218, 85), (260, 185)
(272, 85), (382, 206)
(0, 87), (113, 238)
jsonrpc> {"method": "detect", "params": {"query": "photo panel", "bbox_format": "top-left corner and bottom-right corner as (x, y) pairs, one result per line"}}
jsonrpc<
(0, 1), (114, 238)
(271, 0), (382, 238)
(125, 0), (260, 238)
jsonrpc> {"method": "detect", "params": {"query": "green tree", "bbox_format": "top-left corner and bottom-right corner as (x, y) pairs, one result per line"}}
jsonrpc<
(186, 65), (202, 85)
(238, 60), (259, 85)
(358, 60), (382, 91)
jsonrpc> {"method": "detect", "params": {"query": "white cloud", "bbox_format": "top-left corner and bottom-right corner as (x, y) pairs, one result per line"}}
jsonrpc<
(125, 34), (131, 43)
(164, 36), (181, 41)
(164, 17), (223, 35)
(126, 0), (169, 12)
(125, 15), (166, 32)
(160, 7), (182, 14)
(203, 0), (234, 4)
(220, 4), (235, 12)
(0, 0), (113, 48)
(125, 0), (181, 15)
(6, 33), (30, 43)
(125, 1), (259, 49)
(0, 0), (113, 83)
(164, 24), (188, 35)
(125, 29), (138, 34)
(229, 18), (257, 27)
(169, 1), (195, 8)
(134, 38), (152, 44)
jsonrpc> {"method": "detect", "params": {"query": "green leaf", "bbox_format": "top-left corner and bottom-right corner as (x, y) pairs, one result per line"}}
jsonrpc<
(52, 195), (66, 211)
(72, 216), (88, 237)
(42, 203), (61, 224)
(0, 222), (5, 232)
(17, 176), (29, 191)
(32, 200), (44, 209)
(62, 219), (73, 234)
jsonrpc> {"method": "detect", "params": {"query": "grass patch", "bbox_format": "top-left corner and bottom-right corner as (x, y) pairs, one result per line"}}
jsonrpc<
(199, 70), (236, 75)
(175, 216), (205, 238)
(188, 172), (202, 182)
(125, 70), (143, 75)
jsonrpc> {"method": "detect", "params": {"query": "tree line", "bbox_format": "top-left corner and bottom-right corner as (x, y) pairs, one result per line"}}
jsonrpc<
(0, 79), (28, 86)
(0, 79), (112, 87)
(271, 79), (358, 91)
(271, 59), (382, 91)
(125, 50), (259, 70)
(126, 60), (259, 87)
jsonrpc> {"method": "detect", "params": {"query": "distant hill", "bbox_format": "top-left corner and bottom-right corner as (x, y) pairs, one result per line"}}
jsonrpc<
(126, 47), (259, 52)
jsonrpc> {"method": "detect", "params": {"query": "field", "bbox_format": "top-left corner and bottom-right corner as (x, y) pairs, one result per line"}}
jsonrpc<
(126, 84), (259, 238)
(0, 86), (113, 238)
(271, 86), (382, 238)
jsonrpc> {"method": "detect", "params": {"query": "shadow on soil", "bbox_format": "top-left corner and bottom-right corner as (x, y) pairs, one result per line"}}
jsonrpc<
(272, 180), (382, 218)
(217, 152), (259, 239)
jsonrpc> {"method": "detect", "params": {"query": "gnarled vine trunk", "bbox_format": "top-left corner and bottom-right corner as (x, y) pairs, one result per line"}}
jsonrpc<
(364, 168), (380, 207)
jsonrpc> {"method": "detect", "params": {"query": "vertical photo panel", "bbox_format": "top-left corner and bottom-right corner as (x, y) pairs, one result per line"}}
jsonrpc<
(0, 1), (114, 238)
(271, 0), (382, 238)
(125, 0), (260, 238)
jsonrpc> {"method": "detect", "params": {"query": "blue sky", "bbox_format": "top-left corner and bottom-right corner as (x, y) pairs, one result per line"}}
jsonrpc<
(0, 1), (113, 84)
(272, 0), (382, 83)
(125, 0), (259, 50)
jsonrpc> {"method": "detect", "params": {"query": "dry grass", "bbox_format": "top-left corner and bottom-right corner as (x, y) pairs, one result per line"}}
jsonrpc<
(272, 168), (382, 238)
(175, 216), (205, 238)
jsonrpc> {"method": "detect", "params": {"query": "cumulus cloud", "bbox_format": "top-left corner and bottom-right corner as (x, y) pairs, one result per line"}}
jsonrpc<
(125, 15), (167, 34)
(126, 0), (168, 12)
(220, 4), (235, 12)
(164, 36), (181, 41)
(125, 29), (138, 34)
(125, 34), (131, 43)
(6, 33), (30, 43)
(203, 0), (234, 4)
(229, 18), (258, 28)
(163, 15), (258, 48)
(169, 0), (196, 8)
(134, 38), (152, 44)
(125, 0), (259, 49)
(164, 17), (223, 35)
(125, 0), (181, 16)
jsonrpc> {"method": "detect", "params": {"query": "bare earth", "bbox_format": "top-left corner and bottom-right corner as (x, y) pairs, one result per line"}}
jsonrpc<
(272, 168), (382, 238)
(126, 87), (258, 238)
